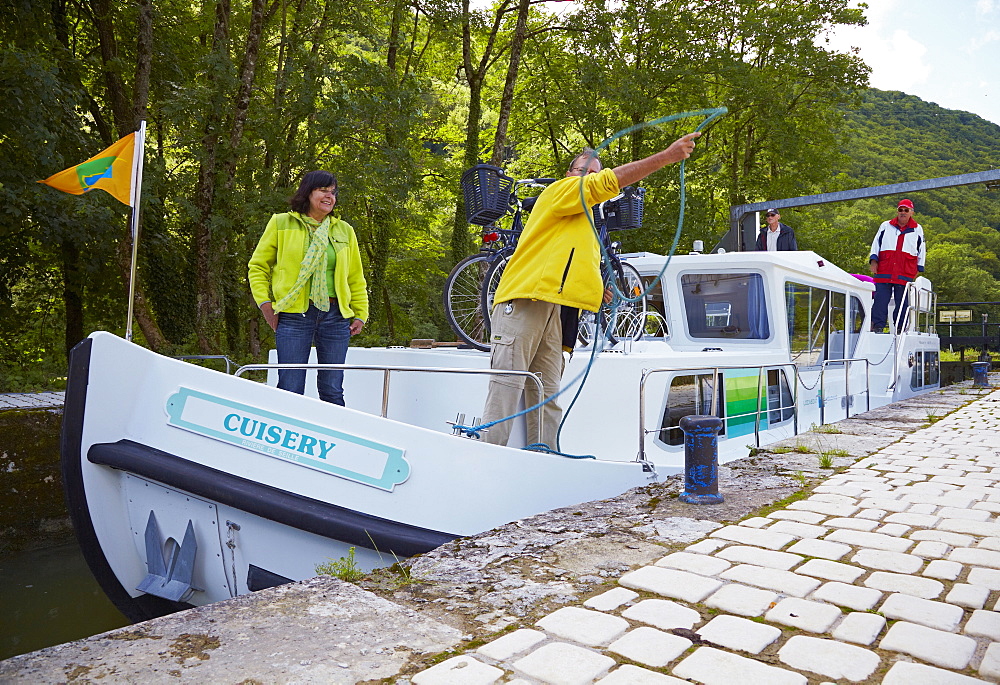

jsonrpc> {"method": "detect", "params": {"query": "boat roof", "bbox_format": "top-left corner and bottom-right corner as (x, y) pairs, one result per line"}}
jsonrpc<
(623, 250), (876, 292)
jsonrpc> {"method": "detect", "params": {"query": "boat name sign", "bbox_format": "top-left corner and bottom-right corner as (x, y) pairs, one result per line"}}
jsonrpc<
(165, 387), (410, 491)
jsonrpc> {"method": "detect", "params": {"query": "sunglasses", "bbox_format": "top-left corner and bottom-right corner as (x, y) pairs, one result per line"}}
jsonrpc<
(897, 208), (912, 212)
(766, 213), (778, 217)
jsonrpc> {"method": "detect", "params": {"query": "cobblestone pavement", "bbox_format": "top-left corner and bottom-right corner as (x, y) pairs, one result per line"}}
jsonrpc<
(0, 392), (64, 410)
(411, 390), (1000, 684)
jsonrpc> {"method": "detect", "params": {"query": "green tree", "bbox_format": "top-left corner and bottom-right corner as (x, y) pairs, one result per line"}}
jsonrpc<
(927, 243), (1000, 304)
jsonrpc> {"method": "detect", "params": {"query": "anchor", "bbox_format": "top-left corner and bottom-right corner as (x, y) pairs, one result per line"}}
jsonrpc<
(136, 511), (200, 602)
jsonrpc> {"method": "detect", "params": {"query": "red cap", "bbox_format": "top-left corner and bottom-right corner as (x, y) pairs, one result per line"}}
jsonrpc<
(897, 199), (914, 210)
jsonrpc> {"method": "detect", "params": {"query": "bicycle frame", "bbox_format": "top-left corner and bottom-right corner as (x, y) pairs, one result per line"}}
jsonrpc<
(477, 178), (555, 253)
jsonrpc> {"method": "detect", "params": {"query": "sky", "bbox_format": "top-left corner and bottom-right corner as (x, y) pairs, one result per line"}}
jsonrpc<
(824, 0), (1000, 126)
(493, 0), (1000, 126)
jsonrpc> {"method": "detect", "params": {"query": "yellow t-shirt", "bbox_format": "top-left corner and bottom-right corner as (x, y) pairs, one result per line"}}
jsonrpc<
(493, 168), (620, 312)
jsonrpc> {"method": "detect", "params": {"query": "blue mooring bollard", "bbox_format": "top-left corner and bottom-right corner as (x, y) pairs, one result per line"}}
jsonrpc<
(678, 415), (724, 504)
(972, 361), (992, 388)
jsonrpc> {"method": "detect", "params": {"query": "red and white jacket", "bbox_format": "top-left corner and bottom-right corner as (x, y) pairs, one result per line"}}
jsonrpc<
(869, 217), (925, 285)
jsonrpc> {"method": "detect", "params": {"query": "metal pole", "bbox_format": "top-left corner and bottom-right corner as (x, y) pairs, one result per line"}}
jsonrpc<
(819, 365), (826, 425)
(754, 367), (765, 447)
(638, 370), (649, 463)
(125, 120), (147, 342)
(845, 359), (851, 419)
(381, 369), (391, 417)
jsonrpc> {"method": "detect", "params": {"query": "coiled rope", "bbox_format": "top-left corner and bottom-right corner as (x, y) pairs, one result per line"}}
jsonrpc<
(457, 107), (729, 456)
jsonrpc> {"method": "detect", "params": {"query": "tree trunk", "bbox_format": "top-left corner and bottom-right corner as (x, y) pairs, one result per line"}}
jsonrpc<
(194, 0), (270, 352)
(116, 234), (168, 350)
(451, 0), (520, 266)
(488, 0), (530, 167)
(363, 0), (410, 338)
(50, 0), (113, 143)
(92, 0), (131, 136)
(193, 0), (232, 353)
(451, 81), (482, 266)
(451, 0), (485, 266)
(222, 0), (268, 192)
(88, 0), (168, 350)
(133, 0), (153, 127)
(60, 238), (84, 357)
(274, 0), (330, 189)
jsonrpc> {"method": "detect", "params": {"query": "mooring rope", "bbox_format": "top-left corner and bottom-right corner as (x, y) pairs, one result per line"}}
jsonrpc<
(456, 107), (729, 456)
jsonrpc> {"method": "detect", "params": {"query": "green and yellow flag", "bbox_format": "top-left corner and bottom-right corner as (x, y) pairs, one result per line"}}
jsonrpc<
(39, 133), (136, 206)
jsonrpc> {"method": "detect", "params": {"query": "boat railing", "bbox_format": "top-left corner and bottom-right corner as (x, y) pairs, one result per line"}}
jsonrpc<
(897, 280), (937, 336)
(638, 363), (801, 464)
(173, 354), (238, 374)
(819, 357), (871, 424)
(234, 363), (545, 442)
(912, 287), (937, 334)
(888, 280), (937, 390)
(638, 357), (874, 463)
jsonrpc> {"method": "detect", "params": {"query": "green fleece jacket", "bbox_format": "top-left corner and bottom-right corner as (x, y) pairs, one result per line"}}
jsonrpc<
(493, 168), (621, 312)
(248, 212), (369, 321)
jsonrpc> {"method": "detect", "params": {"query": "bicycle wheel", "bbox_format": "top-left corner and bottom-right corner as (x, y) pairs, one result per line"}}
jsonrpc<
(576, 309), (605, 348)
(610, 262), (648, 341)
(443, 253), (494, 351)
(577, 261), (647, 347)
(480, 247), (513, 329)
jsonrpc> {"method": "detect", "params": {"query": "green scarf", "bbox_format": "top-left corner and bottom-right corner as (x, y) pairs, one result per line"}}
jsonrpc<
(273, 214), (331, 313)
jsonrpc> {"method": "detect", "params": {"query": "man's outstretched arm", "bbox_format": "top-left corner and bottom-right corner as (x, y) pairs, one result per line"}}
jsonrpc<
(612, 132), (701, 188)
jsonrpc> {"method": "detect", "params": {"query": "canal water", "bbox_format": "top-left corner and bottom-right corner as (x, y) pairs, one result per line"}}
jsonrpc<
(0, 537), (130, 661)
(0, 402), (130, 661)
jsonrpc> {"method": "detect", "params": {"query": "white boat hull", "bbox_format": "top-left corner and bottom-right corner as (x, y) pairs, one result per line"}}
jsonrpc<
(63, 250), (940, 620)
(62, 332), (652, 620)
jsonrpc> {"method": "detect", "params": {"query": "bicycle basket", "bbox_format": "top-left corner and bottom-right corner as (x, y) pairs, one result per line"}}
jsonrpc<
(461, 164), (514, 226)
(604, 186), (645, 231)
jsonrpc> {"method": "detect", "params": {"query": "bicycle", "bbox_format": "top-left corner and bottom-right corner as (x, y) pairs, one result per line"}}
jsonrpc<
(445, 164), (648, 350)
(442, 165), (553, 351)
(481, 185), (648, 348)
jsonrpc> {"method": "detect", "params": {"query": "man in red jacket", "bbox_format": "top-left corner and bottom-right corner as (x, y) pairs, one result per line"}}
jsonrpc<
(868, 199), (926, 333)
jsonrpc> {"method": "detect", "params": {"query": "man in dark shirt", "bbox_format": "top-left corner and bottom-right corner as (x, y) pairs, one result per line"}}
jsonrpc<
(756, 209), (798, 251)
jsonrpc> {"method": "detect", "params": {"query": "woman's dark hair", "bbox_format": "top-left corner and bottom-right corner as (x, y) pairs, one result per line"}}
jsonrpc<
(289, 170), (338, 213)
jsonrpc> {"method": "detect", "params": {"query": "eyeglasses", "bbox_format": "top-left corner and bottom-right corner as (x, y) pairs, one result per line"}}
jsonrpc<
(569, 167), (596, 175)
(314, 186), (338, 196)
(897, 208), (911, 213)
(766, 213), (778, 217)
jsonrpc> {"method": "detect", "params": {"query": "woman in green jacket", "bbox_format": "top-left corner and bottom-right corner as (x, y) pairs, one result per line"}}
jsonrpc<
(248, 170), (369, 406)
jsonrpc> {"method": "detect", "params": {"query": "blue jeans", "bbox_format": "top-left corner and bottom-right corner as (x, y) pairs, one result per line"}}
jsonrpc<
(872, 282), (908, 333)
(275, 303), (351, 405)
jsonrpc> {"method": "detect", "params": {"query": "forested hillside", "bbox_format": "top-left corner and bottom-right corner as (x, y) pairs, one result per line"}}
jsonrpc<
(788, 89), (1000, 300)
(2, 0), (996, 392)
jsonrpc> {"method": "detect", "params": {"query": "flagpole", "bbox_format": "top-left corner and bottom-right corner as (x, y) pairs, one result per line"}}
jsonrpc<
(125, 120), (146, 342)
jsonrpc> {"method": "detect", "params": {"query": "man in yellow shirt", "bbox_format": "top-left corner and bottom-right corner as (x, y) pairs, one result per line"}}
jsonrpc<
(481, 133), (700, 447)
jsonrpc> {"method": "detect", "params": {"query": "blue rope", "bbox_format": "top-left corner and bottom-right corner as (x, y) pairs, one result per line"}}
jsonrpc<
(457, 107), (729, 455)
(579, 107), (728, 308)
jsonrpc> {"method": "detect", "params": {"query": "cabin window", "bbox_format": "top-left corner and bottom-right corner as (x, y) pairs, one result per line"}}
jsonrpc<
(766, 369), (794, 424)
(786, 283), (854, 367)
(657, 373), (725, 446)
(787, 283), (827, 366)
(911, 351), (940, 389)
(849, 295), (864, 358)
(681, 273), (769, 340)
(641, 276), (669, 338)
(828, 291), (846, 362)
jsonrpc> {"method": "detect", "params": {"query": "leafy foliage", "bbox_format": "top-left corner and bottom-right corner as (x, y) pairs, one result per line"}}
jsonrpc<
(792, 89), (1000, 298)
(3, 0), (997, 392)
